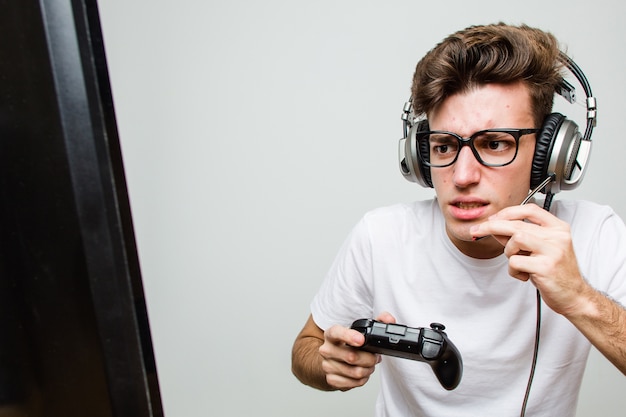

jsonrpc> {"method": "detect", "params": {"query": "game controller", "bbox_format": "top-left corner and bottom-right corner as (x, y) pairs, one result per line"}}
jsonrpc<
(350, 319), (463, 390)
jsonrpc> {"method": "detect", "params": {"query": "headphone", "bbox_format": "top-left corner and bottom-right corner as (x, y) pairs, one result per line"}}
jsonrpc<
(399, 52), (597, 196)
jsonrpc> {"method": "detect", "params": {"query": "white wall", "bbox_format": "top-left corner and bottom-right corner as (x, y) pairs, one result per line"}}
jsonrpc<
(97, 1), (626, 415)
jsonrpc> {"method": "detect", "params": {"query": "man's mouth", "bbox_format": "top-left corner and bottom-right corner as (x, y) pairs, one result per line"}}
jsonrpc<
(455, 202), (486, 210)
(449, 200), (489, 221)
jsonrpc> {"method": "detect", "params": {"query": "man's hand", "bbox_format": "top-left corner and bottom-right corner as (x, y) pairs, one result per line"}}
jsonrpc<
(470, 202), (626, 374)
(470, 203), (587, 316)
(292, 312), (396, 391)
(319, 312), (395, 391)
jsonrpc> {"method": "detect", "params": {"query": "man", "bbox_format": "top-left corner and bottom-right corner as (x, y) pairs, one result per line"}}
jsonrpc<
(291, 23), (626, 416)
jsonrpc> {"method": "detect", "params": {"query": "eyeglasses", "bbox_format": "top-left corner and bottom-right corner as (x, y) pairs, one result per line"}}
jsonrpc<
(416, 128), (540, 168)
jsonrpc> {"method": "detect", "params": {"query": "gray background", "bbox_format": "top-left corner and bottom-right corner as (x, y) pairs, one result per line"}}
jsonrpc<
(97, 1), (626, 415)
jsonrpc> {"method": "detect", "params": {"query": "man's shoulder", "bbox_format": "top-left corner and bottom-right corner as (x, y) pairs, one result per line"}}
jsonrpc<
(552, 199), (617, 221)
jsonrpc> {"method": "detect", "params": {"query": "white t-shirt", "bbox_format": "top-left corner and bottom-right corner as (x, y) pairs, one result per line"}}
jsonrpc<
(311, 198), (626, 417)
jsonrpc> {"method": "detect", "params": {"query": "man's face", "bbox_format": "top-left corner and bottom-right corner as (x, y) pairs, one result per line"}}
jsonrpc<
(428, 82), (537, 258)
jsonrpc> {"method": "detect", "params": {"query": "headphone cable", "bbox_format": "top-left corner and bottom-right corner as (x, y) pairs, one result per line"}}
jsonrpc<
(543, 191), (554, 211)
(520, 288), (542, 417)
(520, 186), (554, 417)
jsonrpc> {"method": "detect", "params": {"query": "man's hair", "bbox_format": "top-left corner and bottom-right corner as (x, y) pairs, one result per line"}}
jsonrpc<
(411, 23), (564, 126)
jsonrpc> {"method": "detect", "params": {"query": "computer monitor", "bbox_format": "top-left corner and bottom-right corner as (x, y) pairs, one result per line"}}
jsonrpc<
(0, 1), (163, 415)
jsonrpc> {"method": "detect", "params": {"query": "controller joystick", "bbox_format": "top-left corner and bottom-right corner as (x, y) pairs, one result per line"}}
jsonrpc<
(350, 319), (463, 390)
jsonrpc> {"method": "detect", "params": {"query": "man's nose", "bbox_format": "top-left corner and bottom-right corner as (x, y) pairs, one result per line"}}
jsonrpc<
(452, 146), (481, 187)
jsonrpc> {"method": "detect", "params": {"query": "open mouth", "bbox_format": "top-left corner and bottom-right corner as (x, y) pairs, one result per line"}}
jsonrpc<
(449, 200), (489, 221)
(455, 202), (486, 210)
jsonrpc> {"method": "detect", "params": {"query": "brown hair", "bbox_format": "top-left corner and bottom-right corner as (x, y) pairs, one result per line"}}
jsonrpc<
(411, 23), (564, 126)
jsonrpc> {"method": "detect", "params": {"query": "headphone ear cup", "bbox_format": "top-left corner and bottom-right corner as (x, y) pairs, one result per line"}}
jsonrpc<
(415, 120), (433, 188)
(400, 119), (433, 188)
(531, 113), (564, 189)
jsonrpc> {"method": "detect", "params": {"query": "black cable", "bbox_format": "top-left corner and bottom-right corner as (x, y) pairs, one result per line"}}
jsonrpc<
(520, 189), (555, 417)
(520, 289), (542, 417)
(543, 191), (554, 211)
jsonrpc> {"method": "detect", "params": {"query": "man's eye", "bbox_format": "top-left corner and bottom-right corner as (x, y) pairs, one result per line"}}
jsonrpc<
(430, 136), (457, 154)
(476, 135), (515, 152)
(487, 140), (505, 150)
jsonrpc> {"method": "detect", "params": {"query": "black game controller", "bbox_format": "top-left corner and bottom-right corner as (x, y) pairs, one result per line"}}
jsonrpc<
(350, 319), (463, 390)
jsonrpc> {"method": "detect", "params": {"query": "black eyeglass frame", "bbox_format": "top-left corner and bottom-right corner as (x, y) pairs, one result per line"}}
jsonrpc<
(416, 128), (541, 168)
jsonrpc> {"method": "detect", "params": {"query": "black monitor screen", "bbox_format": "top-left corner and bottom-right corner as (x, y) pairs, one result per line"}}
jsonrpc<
(0, 1), (163, 416)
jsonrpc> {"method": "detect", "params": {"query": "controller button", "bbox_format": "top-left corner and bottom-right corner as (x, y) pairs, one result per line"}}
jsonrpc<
(430, 323), (446, 331)
(421, 340), (442, 360)
(386, 323), (407, 336)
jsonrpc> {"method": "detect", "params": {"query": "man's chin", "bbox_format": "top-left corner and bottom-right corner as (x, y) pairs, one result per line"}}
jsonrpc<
(444, 224), (475, 244)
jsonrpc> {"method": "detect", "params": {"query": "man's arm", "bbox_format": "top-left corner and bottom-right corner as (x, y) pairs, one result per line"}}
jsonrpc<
(291, 314), (383, 391)
(471, 203), (626, 374)
(291, 315), (334, 391)
(561, 283), (626, 374)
